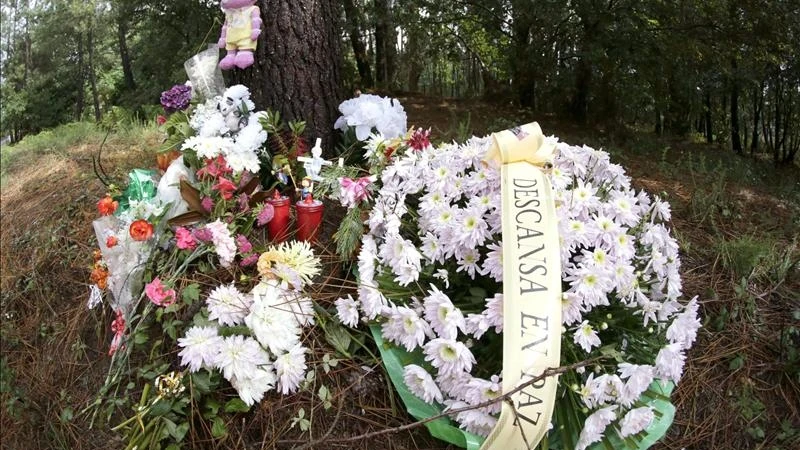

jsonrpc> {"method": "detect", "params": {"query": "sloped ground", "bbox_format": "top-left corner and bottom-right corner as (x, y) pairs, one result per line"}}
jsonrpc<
(1, 99), (799, 449)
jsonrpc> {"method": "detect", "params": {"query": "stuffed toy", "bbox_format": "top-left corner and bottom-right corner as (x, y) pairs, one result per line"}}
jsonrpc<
(217, 0), (262, 70)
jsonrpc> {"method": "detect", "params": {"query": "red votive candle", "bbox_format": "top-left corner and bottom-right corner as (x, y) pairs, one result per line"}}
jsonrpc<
(295, 194), (324, 243)
(267, 191), (291, 243)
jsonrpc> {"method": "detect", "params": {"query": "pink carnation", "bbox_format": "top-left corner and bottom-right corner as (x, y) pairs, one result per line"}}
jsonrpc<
(236, 234), (253, 254)
(175, 227), (197, 250)
(145, 277), (177, 307)
(256, 203), (275, 226)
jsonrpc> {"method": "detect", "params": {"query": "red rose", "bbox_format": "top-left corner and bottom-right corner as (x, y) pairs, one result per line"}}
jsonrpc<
(97, 196), (119, 216)
(157, 115), (167, 125)
(129, 219), (154, 241)
(105, 235), (118, 248)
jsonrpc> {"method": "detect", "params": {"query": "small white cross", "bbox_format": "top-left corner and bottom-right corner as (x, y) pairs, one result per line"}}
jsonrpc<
(297, 138), (332, 181)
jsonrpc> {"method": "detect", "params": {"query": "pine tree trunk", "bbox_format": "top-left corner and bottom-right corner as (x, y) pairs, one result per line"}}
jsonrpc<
(87, 28), (101, 122)
(75, 32), (85, 121)
(750, 82), (762, 154)
(704, 90), (713, 143)
(236, 0), (343, 155)
(117, 16), (136, 91)
(342, 0), (372, 89)
(730, 59), (742, 154)
(374, 0), (396, 89)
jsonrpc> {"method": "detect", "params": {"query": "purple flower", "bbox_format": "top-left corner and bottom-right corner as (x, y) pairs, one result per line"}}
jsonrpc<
(193, 227), (213, 243)
(237, 193), (250, 213)
(256, 203), (275, 226)
(236, 234), (253, 254)
(201, 197), (214, 213)
(240, 254), (259, 267)
(160, 84), (192, 113)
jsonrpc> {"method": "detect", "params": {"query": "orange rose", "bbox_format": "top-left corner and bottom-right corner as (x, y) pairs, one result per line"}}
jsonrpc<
(97, 196), (119, 216)
(129, 219), (154, 241)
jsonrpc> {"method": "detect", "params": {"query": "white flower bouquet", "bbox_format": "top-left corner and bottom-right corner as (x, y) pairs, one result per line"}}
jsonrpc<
(335, 133), (700, 449)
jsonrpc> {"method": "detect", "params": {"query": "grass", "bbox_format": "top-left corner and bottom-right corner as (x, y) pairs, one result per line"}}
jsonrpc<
(1, 101), (799, 449)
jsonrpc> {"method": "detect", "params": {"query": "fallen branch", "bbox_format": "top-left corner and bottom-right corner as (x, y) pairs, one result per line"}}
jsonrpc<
(286, 358), (599, 448)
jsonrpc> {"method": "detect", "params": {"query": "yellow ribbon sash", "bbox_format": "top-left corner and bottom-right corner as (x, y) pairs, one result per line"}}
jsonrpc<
(480, 123), (562, 450)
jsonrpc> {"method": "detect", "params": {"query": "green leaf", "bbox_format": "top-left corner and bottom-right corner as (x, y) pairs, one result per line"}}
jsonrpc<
(203, 397), (221, 420)
(211, 416), (228, 438)
(149, 398), (172, 417)
(369, 326), (484, 450)
(59, 407), (73, 423)
(224, 398), (251, 413)
(324, 323), (353, 357)
(191, 370), (213, 395)
(182, 283), (200, 306)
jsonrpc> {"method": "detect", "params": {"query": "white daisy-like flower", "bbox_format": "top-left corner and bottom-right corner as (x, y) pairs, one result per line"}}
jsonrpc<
(445, 399), (498, 437)
(403, 364), (443, 404)
(423, 338), (475, 376)
(178, 326), (223, 372)
(206, 284), (252, 326)
(573, 320), (602, 353)
(245, 282), (301, 355)
(214, 335), (270, 382)
(619, 406), (655, 438)
(230, 365), (276, 406)
(464, 374), (503, 414)
(617, 363), (655, 407)
(382, 305), (432, 351)
(655, 343), (686, 383)
(335, 295), (360, 327)
(274, 343), (307, 394)
(575, 405), (618, 450)
(423, 286), (465, 339)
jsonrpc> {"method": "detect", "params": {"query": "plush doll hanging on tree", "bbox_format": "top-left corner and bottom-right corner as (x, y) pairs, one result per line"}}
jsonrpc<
(218, 0), (262, 70)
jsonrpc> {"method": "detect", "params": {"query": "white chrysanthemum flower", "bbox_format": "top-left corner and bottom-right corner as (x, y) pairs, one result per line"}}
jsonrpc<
(334, 94), (407, 140)
(423, 286), (465, 339)
(423, 338), (475, 376)
(178, 326), (223, 372)
(335, 295), (360, 327)
(214, 335), (270, 382)
(575, 405), (618, 450)
(481, 242), (503, 282)
(206, 284), (252, 326)
(403, 364), (443, 404)
(666, 296), (701, 349)
(619, 406), (655, 438)
(230, 365), (276, 406)
(617, 363), (655, 407)
(574, 320), (602, 353)
(245, 282), (301, 355)
(446, 399), (498, 437)
(655, 343), (686, 383)
(382, 305), (432, 351)
(464, 374), (503, 414)
(274, 343), (307, 394)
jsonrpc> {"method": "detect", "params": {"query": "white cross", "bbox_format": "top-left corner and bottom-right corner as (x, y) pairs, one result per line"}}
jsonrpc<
(297, 138), (332, 181)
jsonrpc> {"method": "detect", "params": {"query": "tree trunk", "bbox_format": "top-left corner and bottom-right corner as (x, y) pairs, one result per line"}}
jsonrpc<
(75, 32), (85, 121)
(117, 15), (136, 91)
(236, 0), (343, 155)
(704, 90), (713, 143)
(750, 82), (762, 154)
(374, 0), (395, 89)
(87, 28), (101, 122)
(730, 59), (742, 154)
(342, 0), (372, 89)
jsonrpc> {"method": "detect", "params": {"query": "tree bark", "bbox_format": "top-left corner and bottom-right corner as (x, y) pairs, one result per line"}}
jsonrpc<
(730, 59), (742, 154)
(87, 28), (101, 122)
(75, 32), (85, 121)
(117, 15), (136, 91)
(750, 81), (763, 154)
(342, 0), (372, 89)
(236, 0), (343, 155)
(374, 0), (396, 89)
(704, 90), (713, 143)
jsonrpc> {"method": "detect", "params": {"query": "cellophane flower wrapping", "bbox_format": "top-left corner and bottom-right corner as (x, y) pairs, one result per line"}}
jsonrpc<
(336, 133), (700, 448)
